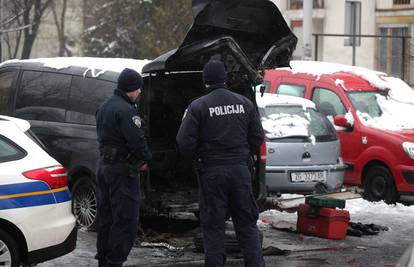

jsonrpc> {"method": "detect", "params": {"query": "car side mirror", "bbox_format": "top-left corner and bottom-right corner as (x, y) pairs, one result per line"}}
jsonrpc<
(334, 114), (352, 130)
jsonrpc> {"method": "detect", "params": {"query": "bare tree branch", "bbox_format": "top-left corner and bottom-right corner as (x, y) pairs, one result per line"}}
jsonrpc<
(0, 24), (31, 33)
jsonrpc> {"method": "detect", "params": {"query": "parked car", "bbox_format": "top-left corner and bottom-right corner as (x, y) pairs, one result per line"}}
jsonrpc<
(0, 115), (76, 266)
(256, 93), (345, 195)
(0, 0), (297, 229)
(264, 60), (414, 204)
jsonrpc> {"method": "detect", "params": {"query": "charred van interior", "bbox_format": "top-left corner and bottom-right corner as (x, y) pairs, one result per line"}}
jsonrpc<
(139, 62), (260, 217)
(137, 0), (297, 216)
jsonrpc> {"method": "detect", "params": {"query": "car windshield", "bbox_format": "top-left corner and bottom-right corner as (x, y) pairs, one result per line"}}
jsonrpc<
(259, 105), (336, 142)
(347, 91), (383, 118)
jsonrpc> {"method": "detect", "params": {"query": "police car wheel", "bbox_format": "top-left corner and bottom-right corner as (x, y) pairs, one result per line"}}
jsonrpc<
(0, 229), (20, 267)
(72, 177), (97, 230)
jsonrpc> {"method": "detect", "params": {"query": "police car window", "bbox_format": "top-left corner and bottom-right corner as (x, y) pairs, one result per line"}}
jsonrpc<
(277, 83), (305, 97)
(16, 71), (71, 122)
(67, 77), (115, 125)
(0, 136), (26, 162)
(0, 70), (17, 114)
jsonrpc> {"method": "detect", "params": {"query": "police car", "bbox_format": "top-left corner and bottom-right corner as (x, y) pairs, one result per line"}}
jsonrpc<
(0, 116), (76, 266)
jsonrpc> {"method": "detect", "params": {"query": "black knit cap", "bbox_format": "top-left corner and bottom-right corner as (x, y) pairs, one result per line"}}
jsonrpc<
(117, 68), (142, 92)
(202, 60), (227, 85)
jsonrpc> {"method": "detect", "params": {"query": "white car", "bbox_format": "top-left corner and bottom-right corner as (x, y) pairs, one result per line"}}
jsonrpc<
(0, 116), (76, 266)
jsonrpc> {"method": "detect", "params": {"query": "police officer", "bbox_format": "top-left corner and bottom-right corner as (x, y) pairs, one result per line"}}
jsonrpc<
(95, 68), (151, 267)
(176, 60), (265, 267)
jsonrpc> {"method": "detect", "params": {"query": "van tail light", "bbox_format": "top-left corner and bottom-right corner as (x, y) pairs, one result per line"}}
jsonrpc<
(260, 141), (267, 163)
(23, 166), (68, 189)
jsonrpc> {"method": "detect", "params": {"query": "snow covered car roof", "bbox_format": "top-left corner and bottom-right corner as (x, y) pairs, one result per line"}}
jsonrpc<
(256, 93), (315, 110)
(0, 57), (150, 78)
(276, 60), (414, 105)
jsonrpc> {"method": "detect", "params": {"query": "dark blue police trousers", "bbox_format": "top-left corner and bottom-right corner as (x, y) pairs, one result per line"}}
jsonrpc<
(96, 159), (140, 265)
(199, 164), (265, 267)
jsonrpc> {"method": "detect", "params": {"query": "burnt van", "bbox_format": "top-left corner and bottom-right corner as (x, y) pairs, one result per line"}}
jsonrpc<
(0, 0), (297, 229)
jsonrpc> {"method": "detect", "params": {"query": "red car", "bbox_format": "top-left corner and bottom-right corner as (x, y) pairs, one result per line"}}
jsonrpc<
(264, 60), (414, 204)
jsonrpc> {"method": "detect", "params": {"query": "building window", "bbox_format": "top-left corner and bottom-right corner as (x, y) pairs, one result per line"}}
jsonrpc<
(393, 0), (411, 5)
(344, 1), (361, 46)
(288, 0), (324, 10)
(377, 27), (409, 79)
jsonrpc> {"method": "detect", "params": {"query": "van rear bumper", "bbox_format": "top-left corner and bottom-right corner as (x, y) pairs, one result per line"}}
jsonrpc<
(26, 226), (77, 264)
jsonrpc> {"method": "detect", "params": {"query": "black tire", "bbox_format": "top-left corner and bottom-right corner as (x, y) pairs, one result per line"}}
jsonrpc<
(71, 176), (97, 230)
(194, 230), (264, 253)
(363, 165), (398, 204)
(0, 229), (21, 267)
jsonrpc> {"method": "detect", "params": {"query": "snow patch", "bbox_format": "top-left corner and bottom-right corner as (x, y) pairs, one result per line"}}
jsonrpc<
(345, 111), (354, 127)
(335, 79), (346, 90)
(262, 113), (310, 139)
(0, 57), (151, 77)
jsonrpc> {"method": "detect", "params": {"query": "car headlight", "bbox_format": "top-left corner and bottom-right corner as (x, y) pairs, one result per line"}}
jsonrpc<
(402, 142), (414, 159)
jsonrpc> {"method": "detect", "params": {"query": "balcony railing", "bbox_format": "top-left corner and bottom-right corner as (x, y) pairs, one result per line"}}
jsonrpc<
(377, 0), (414, 10)
(288, 0), (324, 10)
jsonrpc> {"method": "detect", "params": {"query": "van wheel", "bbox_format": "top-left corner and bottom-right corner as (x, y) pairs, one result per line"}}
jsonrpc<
(363, 166), (398, 204)
(72, 177), (97, 230)
(0, 229), (20, 267)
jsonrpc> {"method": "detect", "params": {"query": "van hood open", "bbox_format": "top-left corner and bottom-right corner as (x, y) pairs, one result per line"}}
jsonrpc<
(142, 0), (296, 85)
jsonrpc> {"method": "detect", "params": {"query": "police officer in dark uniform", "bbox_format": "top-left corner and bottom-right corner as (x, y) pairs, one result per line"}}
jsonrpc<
(95, 68), (152, 267)
(176, 60), (265, 267)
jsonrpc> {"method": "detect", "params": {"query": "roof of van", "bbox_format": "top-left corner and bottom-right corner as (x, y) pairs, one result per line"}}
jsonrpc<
(0, 57), (150, 78)
(269, 60), (391, 92)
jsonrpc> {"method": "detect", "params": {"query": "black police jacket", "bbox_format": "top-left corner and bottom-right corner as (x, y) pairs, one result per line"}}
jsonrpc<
(96, 89), (152, 162)
(176, 84), (264, 164)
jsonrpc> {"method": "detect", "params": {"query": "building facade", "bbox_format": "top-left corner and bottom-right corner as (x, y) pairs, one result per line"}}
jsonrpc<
(272, 0), (414, 85)
(0, 0), (84, 61)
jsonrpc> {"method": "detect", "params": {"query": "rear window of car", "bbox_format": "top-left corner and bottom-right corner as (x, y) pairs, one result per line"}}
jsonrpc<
(259, 105), (337, 142)
(0, 135), (26, 162)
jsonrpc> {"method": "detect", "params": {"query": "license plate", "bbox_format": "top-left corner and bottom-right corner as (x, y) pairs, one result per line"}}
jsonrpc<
(290, 171), (326, 183)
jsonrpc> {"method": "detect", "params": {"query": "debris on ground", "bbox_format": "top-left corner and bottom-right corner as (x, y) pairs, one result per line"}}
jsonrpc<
(347, 222), (389, 237)
(270, 220), (297, 233)
(262, 246), (290, 256)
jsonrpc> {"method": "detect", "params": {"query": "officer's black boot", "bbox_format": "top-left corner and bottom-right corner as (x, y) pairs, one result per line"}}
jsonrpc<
(108, 263), (122, 267)
(98, 260), (108, 267)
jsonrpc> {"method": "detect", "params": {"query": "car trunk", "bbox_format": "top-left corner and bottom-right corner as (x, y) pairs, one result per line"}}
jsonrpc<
(266, 140), (340, 166)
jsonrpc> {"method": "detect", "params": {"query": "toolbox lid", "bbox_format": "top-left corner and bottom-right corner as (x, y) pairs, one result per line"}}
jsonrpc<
(305, 196), (346, 209)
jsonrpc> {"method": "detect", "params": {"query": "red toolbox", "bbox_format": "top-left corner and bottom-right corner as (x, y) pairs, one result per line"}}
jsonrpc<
(297, 203), (350, 240)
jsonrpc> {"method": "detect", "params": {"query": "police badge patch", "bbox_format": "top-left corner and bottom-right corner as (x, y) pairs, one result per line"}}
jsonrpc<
(132, 115), (142, 128)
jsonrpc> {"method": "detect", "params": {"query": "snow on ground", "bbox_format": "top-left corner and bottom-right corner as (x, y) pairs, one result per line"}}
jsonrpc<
(259, 194), (414, 231)
(0, 57), (150, 77)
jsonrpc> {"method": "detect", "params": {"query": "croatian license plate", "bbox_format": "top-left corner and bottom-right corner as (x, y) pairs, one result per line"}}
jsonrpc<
(290, 171), (326, 183)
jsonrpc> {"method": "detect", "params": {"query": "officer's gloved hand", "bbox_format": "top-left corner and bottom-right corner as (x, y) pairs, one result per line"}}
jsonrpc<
(139, 163), (149, 172)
